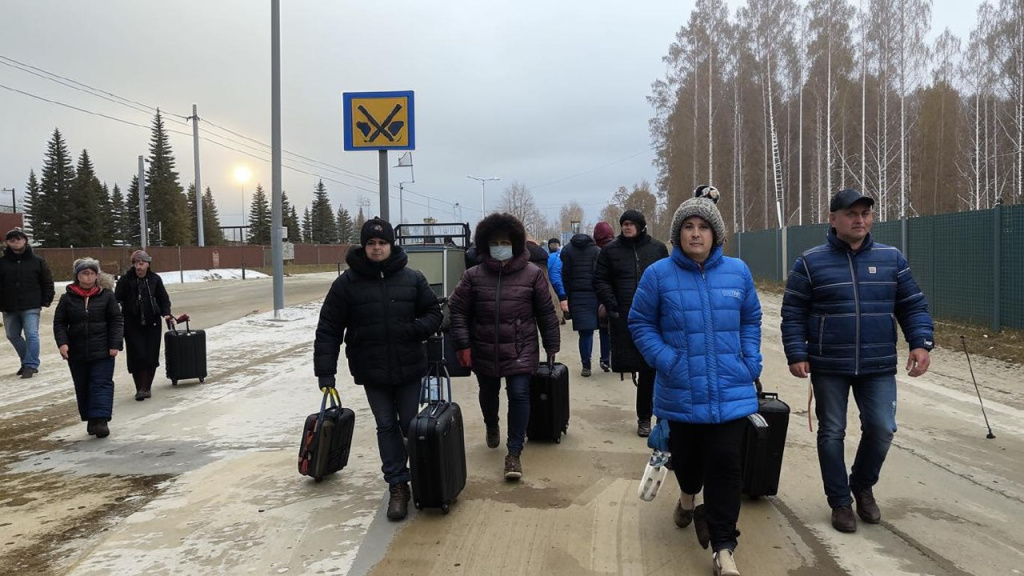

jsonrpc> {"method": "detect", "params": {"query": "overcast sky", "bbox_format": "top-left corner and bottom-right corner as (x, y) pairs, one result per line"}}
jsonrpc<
(0, 0), (983, 232)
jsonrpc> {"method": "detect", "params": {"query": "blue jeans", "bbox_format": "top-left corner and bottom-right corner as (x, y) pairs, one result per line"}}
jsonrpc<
(578, 330), (594, 367)
(599, 327), (610, 364)
(364, 381), (421, 485)
(476, 373), (531, 456)
(811, 373), (898, 508)
(4, 309), (41, 369)
(69, 356), (116, 421)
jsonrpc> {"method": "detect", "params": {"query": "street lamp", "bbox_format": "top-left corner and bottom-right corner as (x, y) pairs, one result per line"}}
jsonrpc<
(468, 175), (500, 217)
(395, 152), (414, 224)
(235, 166), (251, 244)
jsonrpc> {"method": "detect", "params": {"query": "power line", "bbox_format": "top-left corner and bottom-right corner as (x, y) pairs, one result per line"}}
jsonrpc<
(531, 149), (652, 190)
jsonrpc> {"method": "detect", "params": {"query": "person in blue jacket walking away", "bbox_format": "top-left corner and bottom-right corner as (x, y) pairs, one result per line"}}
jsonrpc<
(546, 238), (568, 323)
(629, 195), (761, 576)
(781, 189), (933, 534)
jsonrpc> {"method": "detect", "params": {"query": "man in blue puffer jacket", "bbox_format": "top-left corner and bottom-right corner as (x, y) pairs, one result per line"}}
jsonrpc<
(630, 194), (761, 576)
(781, 188), (934, 535)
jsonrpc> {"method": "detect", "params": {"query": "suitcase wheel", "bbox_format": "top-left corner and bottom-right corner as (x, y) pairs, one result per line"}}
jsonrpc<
(171, 380), (178, 386)
(555, 436), (561, 444)
(414, 501), (422, 510)
(441, 503), (451, 514)
(199, 378), (205, 383)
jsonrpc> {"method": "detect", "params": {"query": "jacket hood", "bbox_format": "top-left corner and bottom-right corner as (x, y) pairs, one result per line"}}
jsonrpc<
(525, 241), (548, 264)
(593, 222), (614, 248)
(345, 244), (409, 278)
(570, 233), (595, 249)
(670, 244), (724, 271)
(474, 212), (527, 259)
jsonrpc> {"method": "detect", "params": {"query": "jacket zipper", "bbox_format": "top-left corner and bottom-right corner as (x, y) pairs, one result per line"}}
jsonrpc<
(698, 264), (718, 422)
(494, 266), (503, 375)
(380, 270), (394, 382)
(818, 315), (826, 356)
(846, 252), (861, 375)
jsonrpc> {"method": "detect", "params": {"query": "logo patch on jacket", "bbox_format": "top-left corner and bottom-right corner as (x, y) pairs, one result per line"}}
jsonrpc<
(726, 290), (743, 300)
(868, 266), (877, 274)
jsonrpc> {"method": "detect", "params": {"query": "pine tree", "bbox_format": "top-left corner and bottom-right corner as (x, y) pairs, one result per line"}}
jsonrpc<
(110, 184), (126, 245)
(125, 176), (141, 245)
(145, 110), (192, 245)
(37, 128), (76, 246)
(99, 183), (115, 245)
(282, 191), (301, 241)
(23, 170), (40, 237)
(354, 206), (366, 233)
(336, 206), (355, 244)
(187, 184), (200, 244)
(302, 207), (313, 243)
(309, 180), (338, 243)
(66, 149), (105, 247)
(202, 187), (226, 245)
(246, 184), (271, 244)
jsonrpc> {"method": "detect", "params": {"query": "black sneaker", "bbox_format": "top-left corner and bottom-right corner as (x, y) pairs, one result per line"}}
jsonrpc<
(16, 366), (25, 376)
(600, 360), (610, 372)
(93, 420), (110, 439)
(503, 454), (522, 481)
(582, 366), (592, 377)
(486, 425), (500, 449)
(135, 390), (146, 401)
(637, 419), (651, 437)
(20, 367), (38, 379)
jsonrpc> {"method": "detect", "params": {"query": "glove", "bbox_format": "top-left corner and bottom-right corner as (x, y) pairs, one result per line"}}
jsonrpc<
(608, 309), (620, 320)
(456, 348), (472, 368)
(318, 375), (336, 390)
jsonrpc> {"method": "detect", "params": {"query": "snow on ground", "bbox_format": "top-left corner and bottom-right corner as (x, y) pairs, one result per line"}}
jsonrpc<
(54, 268), (271, 290)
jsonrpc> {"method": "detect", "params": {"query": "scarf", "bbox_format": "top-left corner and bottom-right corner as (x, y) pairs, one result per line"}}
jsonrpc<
(69, 284), (101, 298)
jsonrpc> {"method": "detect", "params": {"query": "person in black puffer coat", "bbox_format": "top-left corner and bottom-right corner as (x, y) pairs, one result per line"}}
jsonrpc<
(593, 209), (669, 437)
(0, 228), (55, 378)
(53, 258), (124, 439)
(560, 233), (600, 376)
(115, 250), (174, 401)
(314, 218), (443, 521)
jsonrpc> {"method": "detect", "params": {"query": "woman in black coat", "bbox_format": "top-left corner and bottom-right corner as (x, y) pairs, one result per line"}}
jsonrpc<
(54, 258), (124, 438)
(560, 233), (600, 376)
(114, 250), (173, 401)
(314, 218), (443, 521)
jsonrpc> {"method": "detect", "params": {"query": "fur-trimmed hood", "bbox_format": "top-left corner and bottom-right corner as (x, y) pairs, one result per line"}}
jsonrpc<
(473, 212), (527, 260)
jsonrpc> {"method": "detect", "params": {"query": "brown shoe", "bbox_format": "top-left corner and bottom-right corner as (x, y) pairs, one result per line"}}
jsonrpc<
(831, 505), (857, 533)
(386, 482), (409, 520)
(693, 504), (711, 548)
(853, 488), (881, 523)
(504, 454), (522, 481)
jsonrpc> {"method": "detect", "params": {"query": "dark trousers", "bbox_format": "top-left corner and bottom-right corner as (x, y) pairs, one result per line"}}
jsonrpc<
(669, 417), (747, 553)
(636, 366), (655, 421)
(578, 330), (594, 367)
(69, 356), (116, 421)
(364, 381), (421, 485)
(476, 373), (531, 456)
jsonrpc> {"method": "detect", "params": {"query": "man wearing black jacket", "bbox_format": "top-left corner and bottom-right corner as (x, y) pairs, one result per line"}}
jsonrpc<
(0, 228), (54, 378)
(314, 218), (443, 521)
(593, 210), (668, 437)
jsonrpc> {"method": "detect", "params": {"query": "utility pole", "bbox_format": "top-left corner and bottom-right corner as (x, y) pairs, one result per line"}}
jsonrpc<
(138, 156), (149, 248)
(468, 175), (500, 218)
(189, 104), (205, 247)
(271, 0), (284, 315)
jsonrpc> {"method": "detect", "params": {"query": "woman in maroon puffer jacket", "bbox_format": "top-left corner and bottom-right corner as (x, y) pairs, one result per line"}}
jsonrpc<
(449, 213), (560, 482)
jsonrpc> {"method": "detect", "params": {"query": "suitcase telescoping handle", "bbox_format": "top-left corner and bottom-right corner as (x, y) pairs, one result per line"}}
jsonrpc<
(421, 358), (453, 412)
(547, 353), (555, 370)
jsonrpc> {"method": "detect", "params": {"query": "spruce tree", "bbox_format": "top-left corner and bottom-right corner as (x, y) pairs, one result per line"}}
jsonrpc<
(247, 184), (271, 244)
(66, 149), (105, 247)
(110, 184), (126, 245)
(37, 128), (76, 246)
(202, 187), (226, 245)
(302, 207), (312, 243)
(145, 110), (192, 245)
(282, 191), (301, 241)
(336, 206), (355, 244)
(125, 176), (141, 245)
(99, 183), (115, 245)
(310, 180), (338, 243)
(23, 170), (40, 238)
(354, 206), (366, 233)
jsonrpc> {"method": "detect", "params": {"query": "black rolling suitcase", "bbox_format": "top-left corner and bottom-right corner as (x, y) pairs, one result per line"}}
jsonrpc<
(527, 357), (570, 443)
(741, 381), (790, 497)
(164, 318), (207, 386)
(298, 387), (356, 482)
(409, 347), (467, 514)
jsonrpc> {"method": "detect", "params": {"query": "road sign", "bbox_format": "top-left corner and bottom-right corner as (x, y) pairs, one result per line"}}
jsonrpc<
(343, 91), (415, 151)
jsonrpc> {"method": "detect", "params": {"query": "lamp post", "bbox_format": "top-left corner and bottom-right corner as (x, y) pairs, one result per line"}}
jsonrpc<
(395, 152), (414, 224)
(235, 166), (251, 244)
(468, 175), (500, 218)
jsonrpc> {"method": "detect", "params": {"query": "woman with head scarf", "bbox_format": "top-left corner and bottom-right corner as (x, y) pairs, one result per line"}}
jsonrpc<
(115, 250), (174, 400)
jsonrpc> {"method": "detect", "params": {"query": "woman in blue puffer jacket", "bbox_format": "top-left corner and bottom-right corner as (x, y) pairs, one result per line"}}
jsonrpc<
(629, 191), (762, 576)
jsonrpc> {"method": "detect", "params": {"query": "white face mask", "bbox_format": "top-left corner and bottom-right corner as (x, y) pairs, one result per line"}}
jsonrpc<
(490, 245), (513, 262)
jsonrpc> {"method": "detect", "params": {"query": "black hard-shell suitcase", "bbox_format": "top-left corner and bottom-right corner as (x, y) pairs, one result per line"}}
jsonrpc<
(741, 387), (790, 497)
(298, 387), (356, 482)
(427, 333), (471, 378)
(527, 358), (570, 443)
(164, 320), (207, 386)
(408, 360), (467, 514)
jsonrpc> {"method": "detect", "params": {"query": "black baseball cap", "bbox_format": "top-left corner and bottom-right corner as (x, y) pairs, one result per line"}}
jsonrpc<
(830, 189), (875, 212)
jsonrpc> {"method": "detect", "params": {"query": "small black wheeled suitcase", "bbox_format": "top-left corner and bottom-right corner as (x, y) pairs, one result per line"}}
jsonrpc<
(298, 387), (356, 482)
(408, 350), (467, 514)
(527, 357), (570, 443)
(164, 319), (208, 386)
(741, 382), (790, 497)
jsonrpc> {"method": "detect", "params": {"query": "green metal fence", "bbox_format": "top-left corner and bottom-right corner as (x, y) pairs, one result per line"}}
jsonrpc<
(729, 204), (1024, 331)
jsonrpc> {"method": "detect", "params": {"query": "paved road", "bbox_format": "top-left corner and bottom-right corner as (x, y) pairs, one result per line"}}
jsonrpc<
(1, 279), (1022, 575)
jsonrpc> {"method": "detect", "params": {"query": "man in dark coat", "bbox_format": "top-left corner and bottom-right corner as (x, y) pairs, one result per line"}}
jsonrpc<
(314, 218), (443, 521)
(0, 228), (54, 378)
(560, 233), (600, 376)
(593, 210), (669, 437)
